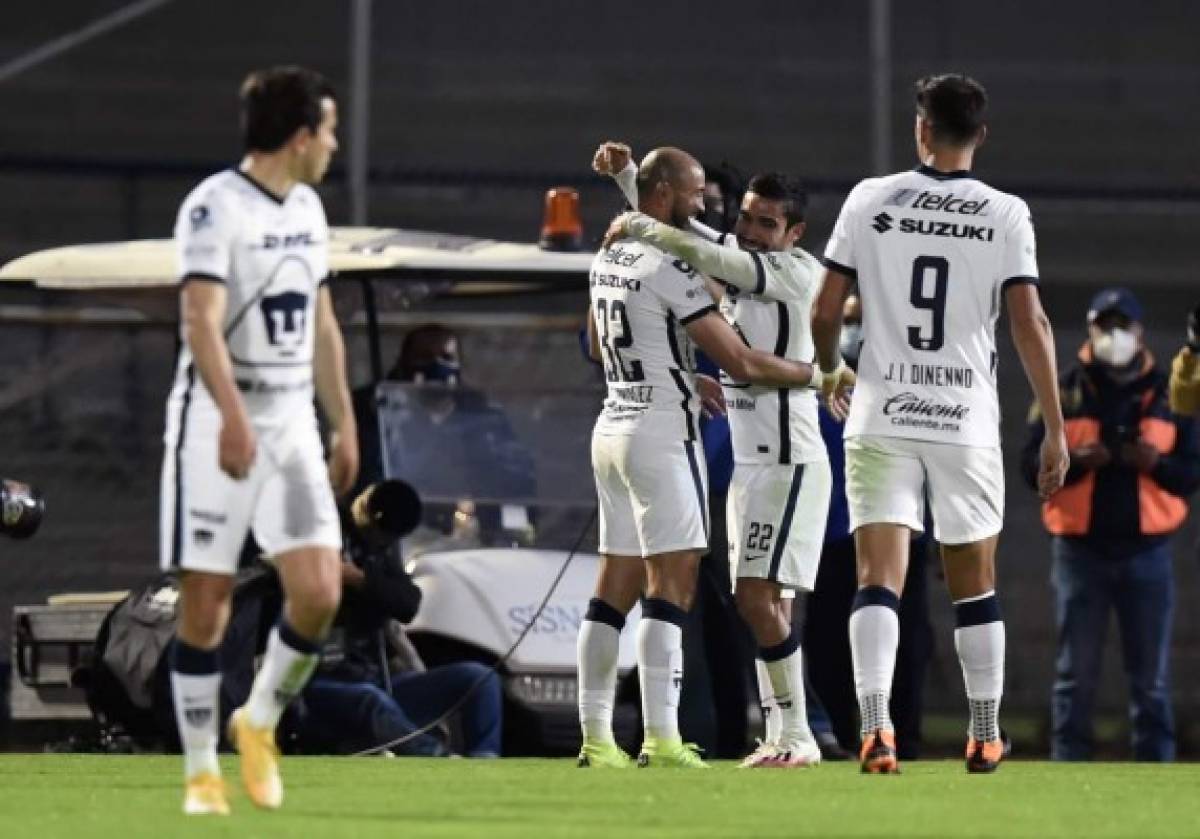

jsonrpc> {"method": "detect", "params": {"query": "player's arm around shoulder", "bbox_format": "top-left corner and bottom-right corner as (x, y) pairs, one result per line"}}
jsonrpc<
(619, 211), (763, 294)
(314, 284), (358, 496)
(683, 309), (816, 391)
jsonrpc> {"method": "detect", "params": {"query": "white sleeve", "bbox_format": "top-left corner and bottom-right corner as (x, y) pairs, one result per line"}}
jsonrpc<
(1000, 198), (1039, 291)
(822, 182), (864, 278)
(653, 256), (718, 325)
(613, 161), (639, 207)
(686, 217), (724, 243)
(625, 212), (763, 294)
(756, 249), (821, 304)
(175, 187), (234, 282)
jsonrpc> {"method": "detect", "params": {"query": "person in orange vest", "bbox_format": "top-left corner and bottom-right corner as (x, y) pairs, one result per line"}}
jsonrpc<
(1022, 287), (1200, 761)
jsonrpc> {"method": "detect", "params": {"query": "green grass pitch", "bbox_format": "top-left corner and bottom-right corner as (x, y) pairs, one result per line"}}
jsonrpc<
(1, 754), (1198, 838)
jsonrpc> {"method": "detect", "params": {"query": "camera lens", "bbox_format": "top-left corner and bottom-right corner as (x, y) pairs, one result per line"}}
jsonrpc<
(1, 479), (45, 539)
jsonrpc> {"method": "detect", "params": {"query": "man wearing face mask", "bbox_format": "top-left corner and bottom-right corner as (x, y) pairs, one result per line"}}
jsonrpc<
(360, 324), (537, 542)
(1022, 287), (1200, 761)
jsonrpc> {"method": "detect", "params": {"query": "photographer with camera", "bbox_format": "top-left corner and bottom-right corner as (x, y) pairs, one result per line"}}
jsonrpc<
(1022, 288), (1200, 761)
(283, 480), (503, 758)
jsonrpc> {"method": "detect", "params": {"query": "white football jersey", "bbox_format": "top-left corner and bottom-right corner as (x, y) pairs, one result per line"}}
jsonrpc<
(590, 239), (717, 441)
(824, 165), (1039, 447)
(167, 169), (330, 433)
(709, 234), (826, 465)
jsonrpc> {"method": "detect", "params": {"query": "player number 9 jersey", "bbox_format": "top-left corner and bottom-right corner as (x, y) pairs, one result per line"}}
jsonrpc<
(823, 167), (1039, 448)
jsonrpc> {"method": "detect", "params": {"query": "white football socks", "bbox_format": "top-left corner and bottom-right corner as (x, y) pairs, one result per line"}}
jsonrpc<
(849, 587), (900, 736)
(637, 599), (687, 741)
(762, 633), (813, 749)
(244, 622), (320, 730)
(169, 639), (220, 780)
(754, 658), (781, 744)
(577, 600), (623, 743)
(954, 592), (1005, 743)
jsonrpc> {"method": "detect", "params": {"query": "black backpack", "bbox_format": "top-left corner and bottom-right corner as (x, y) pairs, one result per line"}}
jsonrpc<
(87, 565), (280, 747)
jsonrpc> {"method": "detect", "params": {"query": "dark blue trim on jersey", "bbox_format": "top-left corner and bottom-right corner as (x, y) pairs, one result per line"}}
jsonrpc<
(767, 464), (805, 582)
(1001, 275), (1040, 293)
(680, 304), (717, 326)
(229, 354), (312, 369)
(665, 313), (684, 367)
(684, 440), (709, 539)
(181, 272), (227, 285)
(666, 313), (698, 440)
(233, 168), (289, 205)
(820, 256), (857, 279)
(749, 251), (767, 295)
(169, 364), (196, 569)
(669, 368), (698, 441)
(774, 302), (792, 464)
(915, 164), (973, 181)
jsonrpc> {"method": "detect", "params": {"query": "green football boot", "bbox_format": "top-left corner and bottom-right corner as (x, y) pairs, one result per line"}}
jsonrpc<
(636, 737), (709, 769)
(577, 739), (634, 768)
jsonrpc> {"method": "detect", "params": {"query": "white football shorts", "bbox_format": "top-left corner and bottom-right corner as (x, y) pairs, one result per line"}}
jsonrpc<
(592, 429), (709, 557)
(727, 460), (831, 592)
(844, 434), (1004, 545)
(160, 414), (341, 575)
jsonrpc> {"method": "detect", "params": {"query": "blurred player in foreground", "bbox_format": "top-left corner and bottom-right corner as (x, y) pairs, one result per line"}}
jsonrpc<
(579, 146), (831, 769)
(812, 73), (1069, 774)
(597, 141), (853, 768)
(162, 66), (357, 814)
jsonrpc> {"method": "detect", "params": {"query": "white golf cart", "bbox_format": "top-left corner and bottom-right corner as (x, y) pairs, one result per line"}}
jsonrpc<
(0, 226), (641, 754)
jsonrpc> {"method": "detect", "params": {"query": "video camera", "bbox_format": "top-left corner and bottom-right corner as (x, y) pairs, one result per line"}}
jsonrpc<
(1, 478), (44, 539)
(341, 479), (425, 625)
(345, 479), (423, 552)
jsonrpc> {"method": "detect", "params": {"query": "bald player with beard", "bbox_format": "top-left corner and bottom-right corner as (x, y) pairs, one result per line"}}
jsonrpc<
(578, 146), (831, 769)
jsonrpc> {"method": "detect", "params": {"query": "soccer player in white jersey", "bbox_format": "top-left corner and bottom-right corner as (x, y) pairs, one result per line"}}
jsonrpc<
(811, 74), (1069, 774)
(577, 146), (832, 769)
(162, 66), (357, 814)
(596, 142), (854, 768)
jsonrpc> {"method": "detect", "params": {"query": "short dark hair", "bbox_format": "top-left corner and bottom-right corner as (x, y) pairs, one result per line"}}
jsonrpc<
(746, 172), (807, 226)
(240, 66), (336, 153)
(914, 74), (987, 147)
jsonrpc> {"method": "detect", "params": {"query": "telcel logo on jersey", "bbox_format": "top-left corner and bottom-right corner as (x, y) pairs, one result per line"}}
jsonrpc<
(603, 245), (643, 268)
(885, 188), (990, 216)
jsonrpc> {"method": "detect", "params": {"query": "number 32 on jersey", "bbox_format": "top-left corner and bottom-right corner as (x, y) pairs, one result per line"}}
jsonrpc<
(595, 298), (645, 382)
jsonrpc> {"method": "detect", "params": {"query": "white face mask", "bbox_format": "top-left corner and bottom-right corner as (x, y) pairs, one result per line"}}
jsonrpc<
(1092, 327), (1139, 367)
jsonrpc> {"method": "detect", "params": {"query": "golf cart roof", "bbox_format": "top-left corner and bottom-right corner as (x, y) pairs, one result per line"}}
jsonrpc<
(0, 227), (595, 290)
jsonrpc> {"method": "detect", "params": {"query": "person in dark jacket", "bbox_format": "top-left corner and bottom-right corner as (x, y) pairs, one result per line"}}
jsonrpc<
(285, 484), (503, 757)
(1023, 287), (1200, 761)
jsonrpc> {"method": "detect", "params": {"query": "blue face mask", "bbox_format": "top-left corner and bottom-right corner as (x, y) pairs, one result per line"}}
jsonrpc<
(416, 358), (461, 385)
